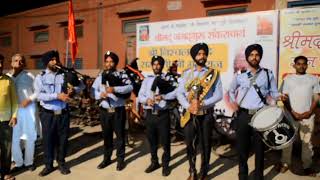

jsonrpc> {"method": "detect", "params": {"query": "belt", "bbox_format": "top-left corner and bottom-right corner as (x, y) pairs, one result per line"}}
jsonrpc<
(100, 106), (123, 113)
(146, 109), (168, 115)
(239, 107), (261, 115)
(41, 107), (68, 115)
(194, 108), (213, 116)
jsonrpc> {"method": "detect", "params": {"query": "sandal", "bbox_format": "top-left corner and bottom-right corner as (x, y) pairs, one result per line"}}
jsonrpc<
(4, 174), (15, 180)
(280, 163), (289, 173)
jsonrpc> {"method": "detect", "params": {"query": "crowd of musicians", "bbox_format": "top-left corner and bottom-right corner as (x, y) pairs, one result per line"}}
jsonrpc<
(0, 42), (319, 180)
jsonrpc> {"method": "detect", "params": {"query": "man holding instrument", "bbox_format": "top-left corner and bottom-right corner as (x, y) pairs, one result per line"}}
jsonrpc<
(277, 55), (320, 176)
(92, 51), (133, 171)
(228, 44), (281, 180)
(138, 55), (176, 176)
(177, 42), (222, 180)
(34, 50), (82, 176)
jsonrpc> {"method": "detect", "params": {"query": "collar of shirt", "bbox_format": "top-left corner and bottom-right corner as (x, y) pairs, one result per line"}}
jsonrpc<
(246, 67), (263, 77)
(184, 66), (208, 77)
(45, 68), (57, 75)
(194, 66), (208, 72)
(148, 72), (165, 77)
(7, 70), (26, 79)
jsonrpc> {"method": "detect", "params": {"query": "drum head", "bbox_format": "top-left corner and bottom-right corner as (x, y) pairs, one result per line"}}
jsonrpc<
(251, 106), (283, 131)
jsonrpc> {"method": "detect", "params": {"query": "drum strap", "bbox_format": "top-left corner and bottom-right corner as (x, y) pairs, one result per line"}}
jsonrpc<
(252, 69), (270, 105)
(238, 72), (259, 106)
(253, 83), (267, 105)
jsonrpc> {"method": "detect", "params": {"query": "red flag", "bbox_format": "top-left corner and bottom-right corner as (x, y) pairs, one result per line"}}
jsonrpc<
(68, 0), (78, 65)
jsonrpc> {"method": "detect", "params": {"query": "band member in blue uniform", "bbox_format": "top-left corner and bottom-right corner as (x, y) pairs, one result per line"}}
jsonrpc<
(228, 44), (280, 180)
(138, 55), (176, 176)
(92, 51), (133, 171)
(177, 43), (223, 180)
(34, 50), (83, 176)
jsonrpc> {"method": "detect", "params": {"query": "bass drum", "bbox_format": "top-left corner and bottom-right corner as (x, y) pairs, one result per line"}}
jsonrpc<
(250, 106), (297, 150)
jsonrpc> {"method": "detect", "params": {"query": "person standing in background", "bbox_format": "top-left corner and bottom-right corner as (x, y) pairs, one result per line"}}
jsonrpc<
(0, 54), (18, 180)
(7, 54), (37, 173)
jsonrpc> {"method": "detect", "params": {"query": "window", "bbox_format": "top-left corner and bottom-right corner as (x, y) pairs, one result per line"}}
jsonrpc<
(0, 35), (11, 47)
(288, 0), (320, 8)
(34, 31), (49, 43)
(67, 58), (83, 69)
(64, 25), (83, 39)
(207, 6), (247, 16)
(122, 18), (149, 34)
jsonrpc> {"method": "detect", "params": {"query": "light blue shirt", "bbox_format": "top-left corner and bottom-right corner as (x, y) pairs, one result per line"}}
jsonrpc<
(34, 69), (84, 111)
(92, 70), (133, 108)
(176, 66), (223, 110)
(228, 68), (280, 109)
(138, 73), (176, 110)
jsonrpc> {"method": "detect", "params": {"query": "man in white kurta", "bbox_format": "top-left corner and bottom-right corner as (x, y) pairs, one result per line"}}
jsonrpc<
(7, 54), (37, 171)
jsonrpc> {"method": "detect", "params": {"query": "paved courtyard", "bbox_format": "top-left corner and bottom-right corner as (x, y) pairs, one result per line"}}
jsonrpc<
(14, 123), (320, 180)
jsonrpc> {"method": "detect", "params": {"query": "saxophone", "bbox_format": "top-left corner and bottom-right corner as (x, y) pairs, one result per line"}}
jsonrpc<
(180, 68), (219, 128)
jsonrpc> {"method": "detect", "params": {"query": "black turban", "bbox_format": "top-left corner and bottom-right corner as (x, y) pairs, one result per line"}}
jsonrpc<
(104, 51), (119, 65)
(245, 44), (263, 60)
(41, 50), (60, 66)
(151, 55), (165, 67)
(190, 43), (209, 60)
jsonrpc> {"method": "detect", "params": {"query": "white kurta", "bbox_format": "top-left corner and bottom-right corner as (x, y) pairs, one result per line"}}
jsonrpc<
(8, 70), (38, 166)
(7, 70), (37, 141)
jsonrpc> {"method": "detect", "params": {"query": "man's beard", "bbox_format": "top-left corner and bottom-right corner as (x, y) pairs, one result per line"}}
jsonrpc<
(247, 59), (260, 69)
(153, 68), (162, 75)
(194, 58), (206, 66)
(48, 64), (57, 72)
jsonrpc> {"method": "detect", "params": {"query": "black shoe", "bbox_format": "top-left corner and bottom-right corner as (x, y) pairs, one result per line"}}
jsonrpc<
(199, 170), (208, 180)
(187, 172), (197, 180)
(97, 160), (111, 169)
(199, 174), (208, 180)
(25, 164), (36, 171)
(304, 168), (316, 177)
(58, 165), (71, 175)
(145, 162), (160, 173)
(162, 166), (170, 176)
(11, 166), (24, 173)
(116, 161), (126, 171)
(39, 167), (54, 177)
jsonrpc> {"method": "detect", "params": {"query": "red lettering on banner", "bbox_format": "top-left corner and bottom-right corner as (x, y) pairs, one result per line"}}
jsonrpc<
(283, 31), (320, 49)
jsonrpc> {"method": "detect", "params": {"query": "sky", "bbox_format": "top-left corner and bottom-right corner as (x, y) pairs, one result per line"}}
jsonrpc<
(0, 0), (67, 17)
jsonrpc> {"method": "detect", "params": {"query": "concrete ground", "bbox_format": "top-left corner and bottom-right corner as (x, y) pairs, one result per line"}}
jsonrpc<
(14, 123), (320, 180)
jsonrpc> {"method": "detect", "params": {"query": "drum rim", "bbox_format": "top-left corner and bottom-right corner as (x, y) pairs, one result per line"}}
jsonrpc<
(261, 128), (298, 150)
(250, 105), (284, 131)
